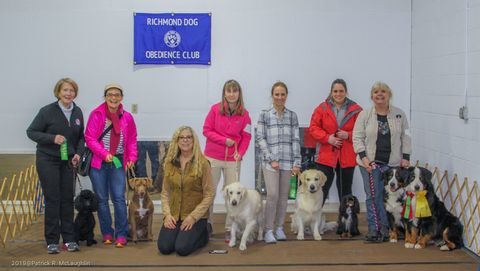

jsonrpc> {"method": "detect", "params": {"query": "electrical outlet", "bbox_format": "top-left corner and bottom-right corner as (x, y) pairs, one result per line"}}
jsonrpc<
(459, 106), (468, 120)
(131, 104), (138, 114)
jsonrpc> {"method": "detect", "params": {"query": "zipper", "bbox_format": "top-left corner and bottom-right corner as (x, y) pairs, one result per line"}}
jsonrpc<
(179, 167), (185, 221)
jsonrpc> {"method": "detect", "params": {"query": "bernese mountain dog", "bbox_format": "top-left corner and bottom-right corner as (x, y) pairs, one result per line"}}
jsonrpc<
(336, 194), (360, 238)
(404, 166), (464, 251)
(383, 167), (410, 243)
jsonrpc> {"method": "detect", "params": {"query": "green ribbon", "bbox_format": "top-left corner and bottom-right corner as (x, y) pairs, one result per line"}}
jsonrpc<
(112, 156), (122, 169)
(60, 140), (68, 161)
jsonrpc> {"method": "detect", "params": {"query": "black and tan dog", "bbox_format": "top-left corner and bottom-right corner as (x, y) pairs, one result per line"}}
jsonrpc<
(128, 177), (154, 242)
(74, 189), (98, 246)
(404, 167), (463, 250)
(336, 194), (360, 238)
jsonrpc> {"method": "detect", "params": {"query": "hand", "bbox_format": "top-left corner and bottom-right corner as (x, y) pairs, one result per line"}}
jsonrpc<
(54, 135), (65, 145)
(71, 154), (80, 167)
(163, 215), (177, 229)
(327, 134), (343, 148)
(362, 157), (372, 174)
(233, 152), (241, 162)
(401, 159), (410, 168)
(126, 161), (135, 169)
(336, 130), (349, 140)
(271, 161), (280, 170)
(180, 216), (195, 231)
(105, 154), (113, 163)
(292, 166), (301, 175)
(226, 138), (235, 147)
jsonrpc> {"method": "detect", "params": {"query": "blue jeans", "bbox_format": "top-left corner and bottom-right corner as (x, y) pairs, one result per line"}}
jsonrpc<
(90, 162), (128, 238)
(359, 165), (389, 233)
(136, 141), (159, 181)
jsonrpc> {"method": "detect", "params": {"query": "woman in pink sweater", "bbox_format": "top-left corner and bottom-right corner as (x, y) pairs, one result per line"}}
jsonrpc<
(85, 83), (137, 248)
(203, 79), (252, 241)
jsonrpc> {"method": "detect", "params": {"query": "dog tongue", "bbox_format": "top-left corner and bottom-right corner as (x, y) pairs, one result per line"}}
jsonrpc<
(390, 187), (396, 192)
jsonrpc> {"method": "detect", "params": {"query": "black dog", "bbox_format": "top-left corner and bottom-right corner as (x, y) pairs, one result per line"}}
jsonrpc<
(74, 190), (98, 246)
(405, 167), (463, 250)
(383, 167), (410, 242)
(336, 195), (360, 238)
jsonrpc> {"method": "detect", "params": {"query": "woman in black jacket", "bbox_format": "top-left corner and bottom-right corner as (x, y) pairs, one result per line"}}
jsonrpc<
(27, 78), (85, 254)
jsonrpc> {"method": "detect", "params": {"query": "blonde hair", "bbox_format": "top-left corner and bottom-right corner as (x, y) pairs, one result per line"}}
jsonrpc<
(370, 81), (393, 100)
(164, 126), (206, 178)
(220, 79), (245, 116)
(53, 78), (78, 99)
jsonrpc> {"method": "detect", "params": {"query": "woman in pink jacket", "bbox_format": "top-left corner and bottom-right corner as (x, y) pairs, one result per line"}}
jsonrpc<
(203, 79), (252, 241)
(85, 83), (137, 248)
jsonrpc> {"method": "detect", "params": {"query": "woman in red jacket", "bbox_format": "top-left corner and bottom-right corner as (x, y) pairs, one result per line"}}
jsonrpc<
(309, 79), (362, 204)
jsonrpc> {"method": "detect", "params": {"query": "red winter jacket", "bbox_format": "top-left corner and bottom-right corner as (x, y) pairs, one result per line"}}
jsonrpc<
(309, 98), (362, 168)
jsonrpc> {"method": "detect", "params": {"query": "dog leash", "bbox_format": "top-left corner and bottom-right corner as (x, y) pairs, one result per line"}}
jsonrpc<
(368, 162), (380, 232)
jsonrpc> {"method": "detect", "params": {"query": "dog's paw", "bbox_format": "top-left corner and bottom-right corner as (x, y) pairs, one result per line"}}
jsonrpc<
(390, 238), (398, 243)
(239, 243), (247, 251)
(414, 243), (424, 249)
(439, 245), (451, 251)
(314, 234), (322, 241)
(405, 242), (414, 249)
(296, 234), (304, 241)
(228, 240), (236, 248)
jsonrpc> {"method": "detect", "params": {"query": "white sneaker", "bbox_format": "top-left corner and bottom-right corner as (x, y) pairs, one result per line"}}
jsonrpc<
(275, 227), (287, 241)
(264, 230), (277, 244)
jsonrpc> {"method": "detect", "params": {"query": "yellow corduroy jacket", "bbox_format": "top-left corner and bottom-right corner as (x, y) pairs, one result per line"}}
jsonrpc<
(161, 157), (214, 222)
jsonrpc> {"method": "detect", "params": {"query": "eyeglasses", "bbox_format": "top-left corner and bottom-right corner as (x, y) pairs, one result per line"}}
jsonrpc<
(178, 135), (193, 141)
(106, 93), (122, 98)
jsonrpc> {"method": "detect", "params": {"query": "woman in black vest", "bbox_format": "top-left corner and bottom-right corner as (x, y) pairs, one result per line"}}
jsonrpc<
(27, 78), (85, 254)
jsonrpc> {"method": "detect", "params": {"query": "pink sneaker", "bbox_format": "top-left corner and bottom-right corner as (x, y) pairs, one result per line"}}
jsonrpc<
(103, 234), (113, 245)
(115, 236), (127, 248)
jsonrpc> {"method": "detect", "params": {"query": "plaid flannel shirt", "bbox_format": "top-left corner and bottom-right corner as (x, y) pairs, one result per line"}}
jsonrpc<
(256, 107), (301, 171)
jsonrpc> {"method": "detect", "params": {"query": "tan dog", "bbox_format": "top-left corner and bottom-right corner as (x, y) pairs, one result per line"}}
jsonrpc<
(290, 169), (327, 241)
(223, 182), (263, 251)
(128, 177), (154, 242)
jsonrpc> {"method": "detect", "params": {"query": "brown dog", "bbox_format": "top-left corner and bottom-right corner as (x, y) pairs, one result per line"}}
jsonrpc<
(128, 177), (154, 242)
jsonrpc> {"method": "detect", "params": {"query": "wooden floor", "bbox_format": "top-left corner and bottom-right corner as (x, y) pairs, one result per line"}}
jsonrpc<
(0, 213), (478, 271)
(0, 154), (478, 270)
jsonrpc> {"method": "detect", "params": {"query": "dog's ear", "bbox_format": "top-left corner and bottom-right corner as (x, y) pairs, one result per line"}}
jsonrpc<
(353, 196), (360, 214)
(299, 171), (306, 185)
(74, 195), (83, 211)
(146, 178), (153, 187)
(240, 186), (247, 200)
(318, 171), (327, 187)
(339, 196), (346, 214)
(420, 167), (433, 182)
(223, 186), (229, 200)
(128, 178), (136, 190)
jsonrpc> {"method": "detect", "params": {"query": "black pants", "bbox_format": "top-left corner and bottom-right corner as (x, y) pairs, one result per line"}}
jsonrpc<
(315, 162), (355, 205)
(36, 152), (75, 245)
(157, 218), (209, 256)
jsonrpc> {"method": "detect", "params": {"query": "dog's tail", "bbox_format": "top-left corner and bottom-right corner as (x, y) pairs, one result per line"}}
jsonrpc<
(319, 214), (338, 234)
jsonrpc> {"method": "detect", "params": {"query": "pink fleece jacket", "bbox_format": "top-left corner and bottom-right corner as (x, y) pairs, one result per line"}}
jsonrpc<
(203, 102), (252, 161)
(85, 103), (138, 170)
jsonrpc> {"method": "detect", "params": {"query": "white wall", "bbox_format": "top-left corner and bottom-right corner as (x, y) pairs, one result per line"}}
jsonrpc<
(411, 0), (480, 186)
(0, 0), (411, 203)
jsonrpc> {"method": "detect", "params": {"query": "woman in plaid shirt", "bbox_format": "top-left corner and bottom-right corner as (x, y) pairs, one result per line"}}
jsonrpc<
(256, 81), (301, 244)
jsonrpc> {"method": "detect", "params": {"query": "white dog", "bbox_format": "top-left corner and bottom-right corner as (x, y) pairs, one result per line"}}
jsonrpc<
(223, 182), (263, 251)
(290, 169), (328, 241)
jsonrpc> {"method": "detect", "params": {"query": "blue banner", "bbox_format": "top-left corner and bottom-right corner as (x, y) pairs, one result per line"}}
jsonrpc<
(134, 13), (211, 65)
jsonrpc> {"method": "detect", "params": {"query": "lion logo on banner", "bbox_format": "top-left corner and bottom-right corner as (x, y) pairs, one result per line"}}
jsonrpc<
(164, 30), (181, 48)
